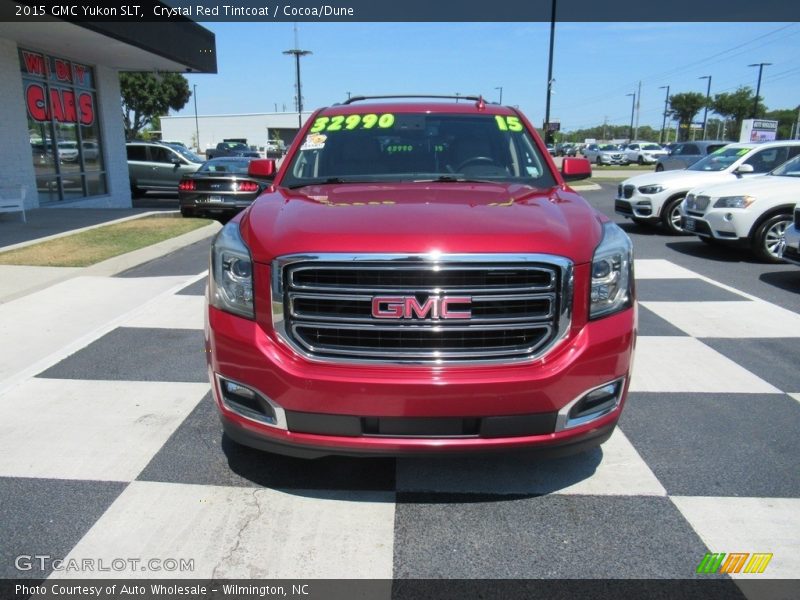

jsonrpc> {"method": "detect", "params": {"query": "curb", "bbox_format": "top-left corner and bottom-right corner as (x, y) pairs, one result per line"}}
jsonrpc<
(0, 220), (221, 304)
(571, 184), (602, 191)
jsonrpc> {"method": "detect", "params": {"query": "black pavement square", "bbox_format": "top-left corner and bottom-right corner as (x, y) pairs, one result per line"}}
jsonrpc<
(700, 338), (800, 393)
(0, 477), (126, 578)
(177, 277), (207, 296)
(620, 392), (800, 497)
(138, 393), (396, 491)
(116, 239), (211, 278)
(37, 327), (206, 382)
(393, 494), (723, 579)
(636, 278), (749, 302)
(638, 305), (688, 336)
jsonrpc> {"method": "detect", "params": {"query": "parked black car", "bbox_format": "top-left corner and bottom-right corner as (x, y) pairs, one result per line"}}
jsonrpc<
(656, 141), (728, 171)
(556, 143), (577, 157)
(178, 157), (275, 220)
(205, 141), (261, 160)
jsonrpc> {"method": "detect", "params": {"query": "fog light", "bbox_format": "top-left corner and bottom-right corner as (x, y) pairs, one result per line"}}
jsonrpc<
(725, 213), (733, 222)
(556, 378), (625, 431)
(216, 375), (287, 429)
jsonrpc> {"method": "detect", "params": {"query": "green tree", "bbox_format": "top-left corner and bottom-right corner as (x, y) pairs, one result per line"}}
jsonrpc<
(711, 86), (765, 141)
(668, 92), (707, 141)
(120, 72), (191, 140)
(764, 106), (800, 140)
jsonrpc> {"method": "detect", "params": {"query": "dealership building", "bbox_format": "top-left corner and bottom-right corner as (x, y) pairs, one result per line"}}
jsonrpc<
(0, 18), (216, 211)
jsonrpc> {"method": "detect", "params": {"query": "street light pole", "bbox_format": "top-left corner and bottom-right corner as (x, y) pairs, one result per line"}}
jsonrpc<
(495, 86), (503, 105)
(626, 92), (635, 142)
(283, 26), (311, 129)
(543, 0), (557, 145)
(192, 84), (200, 153)
(658, 85), (670, 144)
(748, 62), (771, 119)
(699, 75), (711, 140)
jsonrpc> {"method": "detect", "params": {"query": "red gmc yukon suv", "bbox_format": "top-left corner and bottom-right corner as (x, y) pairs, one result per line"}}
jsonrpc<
(205, 96), (636, 458)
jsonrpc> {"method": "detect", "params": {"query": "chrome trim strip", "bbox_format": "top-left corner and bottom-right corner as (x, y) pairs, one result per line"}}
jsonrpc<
(554, 377), (625, 432)
(215, 373), (288, 430)
(270, 253), (574, 365)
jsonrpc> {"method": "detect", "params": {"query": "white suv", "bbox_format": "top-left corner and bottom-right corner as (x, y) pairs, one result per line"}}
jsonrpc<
(780, 202), (800, 266)
(615, 141), (800, 234)
(623, 142), (667, 165)
(681, 154), (800, 262)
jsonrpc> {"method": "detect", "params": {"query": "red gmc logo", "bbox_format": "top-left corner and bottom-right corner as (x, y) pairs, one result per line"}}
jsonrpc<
(371, 296), (472, 319)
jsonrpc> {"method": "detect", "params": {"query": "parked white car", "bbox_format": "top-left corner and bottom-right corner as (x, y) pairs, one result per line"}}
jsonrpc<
(779, 202), (800, 266)
(57, 141), (79, 162)
(583, 143), (629, 166)
(680, 154), (800, 262)
(623, 142), (668, 165)
(615, 141), (800, 234)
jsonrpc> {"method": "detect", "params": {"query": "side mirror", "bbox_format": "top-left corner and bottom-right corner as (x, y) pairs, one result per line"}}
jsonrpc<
(248, 158), (277, 180)
(171, 157), (183, 166)
(561, 158), (592, 182)
(735, 163), (754, 175)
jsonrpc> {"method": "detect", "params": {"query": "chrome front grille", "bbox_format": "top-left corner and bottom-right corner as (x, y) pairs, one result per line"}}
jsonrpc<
(271, 254), (573, 364)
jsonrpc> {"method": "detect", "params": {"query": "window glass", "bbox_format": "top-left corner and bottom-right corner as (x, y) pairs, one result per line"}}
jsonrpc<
(689, 146), (753, 172)
(149, 146), (174, 163)
(127, 145), (147, 161)
(683, 144), (700, 155)
(20, 48), (104, 203)
(745, 147), (789, 173)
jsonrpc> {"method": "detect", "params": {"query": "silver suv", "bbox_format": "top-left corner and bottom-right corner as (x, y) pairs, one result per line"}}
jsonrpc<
(126, 142), (204, 196)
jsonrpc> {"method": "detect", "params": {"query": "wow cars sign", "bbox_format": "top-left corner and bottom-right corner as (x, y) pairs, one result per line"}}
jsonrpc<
(21, 50), (95, 126)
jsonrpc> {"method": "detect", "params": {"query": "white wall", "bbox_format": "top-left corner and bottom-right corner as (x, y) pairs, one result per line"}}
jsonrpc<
(0, 39), (38, 208)
(161, 112), (312, 151)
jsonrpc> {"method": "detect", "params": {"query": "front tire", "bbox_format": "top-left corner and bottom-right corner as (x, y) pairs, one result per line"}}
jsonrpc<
(752, 214), (792, 263)
(661, 196), (687, 235)
(637, 156), (645, 165)
(655, 164), (664, 172)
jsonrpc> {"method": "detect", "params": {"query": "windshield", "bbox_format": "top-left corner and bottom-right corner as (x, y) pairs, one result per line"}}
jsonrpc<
(280, 112), (556, 188)
(167, 145), (204, 163)
(641, 144), (662, 151)
(771, 155), (800, 177)
(598, 144), (618, 151)
(199, 159), (252, 174)
(689, 146), (752, 172)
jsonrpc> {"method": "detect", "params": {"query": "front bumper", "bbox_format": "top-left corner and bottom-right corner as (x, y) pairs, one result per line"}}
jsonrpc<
(598, 155), (628, 165)
(780, 225), (800, 266)
(680, 209), (750, 242)
(206, 304), (636, 458)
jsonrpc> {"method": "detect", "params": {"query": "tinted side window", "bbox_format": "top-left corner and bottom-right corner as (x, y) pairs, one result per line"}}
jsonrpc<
(683, 144), (700, 155)
(787, 146), (800, 160)
(706, 144), (726, 154)
(127, 145), (147, 161)
(744, 147), (789, 173)
(149, 146), (174, 163)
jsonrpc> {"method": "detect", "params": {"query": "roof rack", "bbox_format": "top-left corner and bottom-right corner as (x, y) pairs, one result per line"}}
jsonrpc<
(342, 94), (484, 105)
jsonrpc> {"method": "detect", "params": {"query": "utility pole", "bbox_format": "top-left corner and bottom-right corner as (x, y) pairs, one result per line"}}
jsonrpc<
(626, 92), (635, 142)
(795, 106), (800, 139)
(659, 85), (670, 144)
(495, 86), (503, 105)
(283, 25), (312, 129)
(543, 0), (557, 145)
(633, 80), (641, 140)
(699, 75), (712, 140)
(602, 116), (608, 141)
(748, 62), (771, 119)
(192, 84), (200, 152)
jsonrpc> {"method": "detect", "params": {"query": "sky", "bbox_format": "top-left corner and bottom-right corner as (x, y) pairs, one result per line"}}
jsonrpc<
(173, 21), (800, 132)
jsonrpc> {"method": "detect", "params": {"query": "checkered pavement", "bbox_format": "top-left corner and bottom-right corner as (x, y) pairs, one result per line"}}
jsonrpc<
(0, 250), (798, 590)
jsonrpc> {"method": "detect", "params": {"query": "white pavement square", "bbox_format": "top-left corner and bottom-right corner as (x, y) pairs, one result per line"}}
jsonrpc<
(53, 481), (395, 579)
(630, 337), (780, 394)
(671, 496), (800, 579)
(123, 294), (205, 330)
(640, 300), (800, 338)
(0, 378), (206, 481)
(634, 259), (702, 280)
(396, 428), (666, 496)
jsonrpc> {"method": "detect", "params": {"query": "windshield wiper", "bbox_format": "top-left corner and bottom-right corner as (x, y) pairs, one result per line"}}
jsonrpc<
(415, 176), (499, 184)
(284, 177), (369, 189)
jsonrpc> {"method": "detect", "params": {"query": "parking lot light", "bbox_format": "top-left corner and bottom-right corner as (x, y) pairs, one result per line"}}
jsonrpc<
(626, 92), (636, 142)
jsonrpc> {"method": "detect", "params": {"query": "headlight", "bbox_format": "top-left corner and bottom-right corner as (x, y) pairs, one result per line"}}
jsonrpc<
(713, 195), (755, 209)
(209, 221), (254, 319)
(590, 222), (634, 319)
(637, 184), (664, 194)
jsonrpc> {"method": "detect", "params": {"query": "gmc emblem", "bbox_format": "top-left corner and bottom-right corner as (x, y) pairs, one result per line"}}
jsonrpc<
(371, 296), (472, 319)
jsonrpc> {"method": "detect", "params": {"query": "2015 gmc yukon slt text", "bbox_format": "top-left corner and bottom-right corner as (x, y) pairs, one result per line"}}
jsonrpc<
(205, 97), (636, 458)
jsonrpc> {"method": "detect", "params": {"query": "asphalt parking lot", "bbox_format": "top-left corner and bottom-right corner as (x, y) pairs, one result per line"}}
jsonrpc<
(1, 186), (798, 598)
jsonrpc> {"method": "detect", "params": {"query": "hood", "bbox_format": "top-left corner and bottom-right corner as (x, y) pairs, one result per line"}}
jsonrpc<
(622, 168), (737, 190)
(688, 174), (793, 198)
(240, 182), (604, 265)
